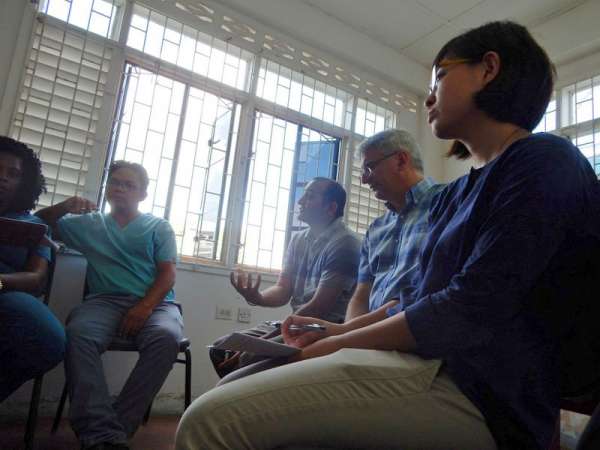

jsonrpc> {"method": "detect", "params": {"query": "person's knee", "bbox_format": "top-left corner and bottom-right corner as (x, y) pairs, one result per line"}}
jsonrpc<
(176, 395), (223, 449)
(140, 325), (180, 358)
(38, 318), (66, 371)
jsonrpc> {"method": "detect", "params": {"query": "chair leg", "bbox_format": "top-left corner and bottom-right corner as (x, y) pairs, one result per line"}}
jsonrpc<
(52, 382), (68, 434)
(24, 376), (44, 450)
(143, 401), (152, 425)
(184, 348), (192, 409)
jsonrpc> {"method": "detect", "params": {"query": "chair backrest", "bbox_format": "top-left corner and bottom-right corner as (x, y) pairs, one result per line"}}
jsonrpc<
(42, 243), (60, 306)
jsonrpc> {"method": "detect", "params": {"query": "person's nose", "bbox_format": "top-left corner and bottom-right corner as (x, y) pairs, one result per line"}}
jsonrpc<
(361, 170), (371, 185)
(424, 90), (436, 109)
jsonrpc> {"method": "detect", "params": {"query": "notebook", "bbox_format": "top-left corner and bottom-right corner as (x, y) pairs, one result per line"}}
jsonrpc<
(0, 217), (48, 248)
(209, 332), (300, 357)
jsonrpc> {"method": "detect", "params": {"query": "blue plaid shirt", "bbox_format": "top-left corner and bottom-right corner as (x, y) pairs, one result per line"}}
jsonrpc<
(358, 178), (444, 311)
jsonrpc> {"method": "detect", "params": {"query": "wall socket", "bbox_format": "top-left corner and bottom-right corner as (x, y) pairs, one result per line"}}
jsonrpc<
(237, 307), (252, 323)
(215, 306), (233, 320)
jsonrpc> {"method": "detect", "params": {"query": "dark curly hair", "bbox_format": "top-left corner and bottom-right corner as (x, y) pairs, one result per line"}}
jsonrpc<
(0, 136), (46, 212)
(433, 21), (555, 159)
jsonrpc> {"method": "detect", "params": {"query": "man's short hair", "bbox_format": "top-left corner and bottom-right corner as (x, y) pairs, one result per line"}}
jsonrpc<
(108, 160), (149, 192)
(311, 177), (347, 219)
(358, 129), (424, 172)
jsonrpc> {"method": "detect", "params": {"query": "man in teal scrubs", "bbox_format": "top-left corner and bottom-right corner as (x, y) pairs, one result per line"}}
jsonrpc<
(38, 161), (182, 450)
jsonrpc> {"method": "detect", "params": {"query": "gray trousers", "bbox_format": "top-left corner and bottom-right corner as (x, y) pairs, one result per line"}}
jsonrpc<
(65, 295), (183, 447)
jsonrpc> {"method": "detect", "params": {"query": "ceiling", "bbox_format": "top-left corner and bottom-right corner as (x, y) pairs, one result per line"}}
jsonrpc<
(213, 0), (600, 93)
(299, 0), (592, 66)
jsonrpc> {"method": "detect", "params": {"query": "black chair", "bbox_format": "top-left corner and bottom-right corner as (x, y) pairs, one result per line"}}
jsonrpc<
(24, 241), (60, 450)
(51, 315), (192, 433)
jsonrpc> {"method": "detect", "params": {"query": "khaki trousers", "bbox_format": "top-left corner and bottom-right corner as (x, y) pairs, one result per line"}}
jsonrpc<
(176, 349), (497, 450)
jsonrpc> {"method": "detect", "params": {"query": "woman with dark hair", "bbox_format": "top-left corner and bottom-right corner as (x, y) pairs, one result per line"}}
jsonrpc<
(0, 136), (65, 402)
(175, 21), (600, 450)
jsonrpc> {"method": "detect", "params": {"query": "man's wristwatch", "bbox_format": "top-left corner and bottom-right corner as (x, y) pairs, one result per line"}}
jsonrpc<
(0, 278), (4, 292)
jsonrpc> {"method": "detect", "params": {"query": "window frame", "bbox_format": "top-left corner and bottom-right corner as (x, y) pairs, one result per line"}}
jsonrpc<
(11, 0), (420, 274)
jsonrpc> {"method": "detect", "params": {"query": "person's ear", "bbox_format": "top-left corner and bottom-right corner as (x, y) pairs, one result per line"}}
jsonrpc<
(326, 201), (337, 219)
(481, 51), (501, 86)
(395, 151), (409, 170)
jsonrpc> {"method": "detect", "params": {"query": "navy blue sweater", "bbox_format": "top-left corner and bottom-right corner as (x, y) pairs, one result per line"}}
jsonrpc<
(403, 133), (600, 449)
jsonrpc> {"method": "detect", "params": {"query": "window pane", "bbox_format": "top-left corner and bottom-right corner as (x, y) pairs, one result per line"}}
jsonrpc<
(105, 64), (239, 260)
(237, 111), (340, 270)
(257, 59), (354, 129)
(533, 98), (557, 133)
(354, 98), (396, 136)
(126, 6), (253, 91)
(39, 0), (122, 39)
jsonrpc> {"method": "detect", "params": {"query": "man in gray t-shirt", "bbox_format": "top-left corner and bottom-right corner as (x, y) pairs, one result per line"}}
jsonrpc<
(210, 177), (360, 378)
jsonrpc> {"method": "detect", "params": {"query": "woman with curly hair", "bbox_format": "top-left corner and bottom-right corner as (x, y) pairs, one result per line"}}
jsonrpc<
(0, 135), (65, 401)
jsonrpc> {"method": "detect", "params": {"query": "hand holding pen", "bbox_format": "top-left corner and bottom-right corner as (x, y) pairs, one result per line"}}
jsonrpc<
(280, 315), (339, 348)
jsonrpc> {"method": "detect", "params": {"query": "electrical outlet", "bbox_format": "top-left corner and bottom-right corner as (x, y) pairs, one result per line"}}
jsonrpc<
(215, 306), (233, 320)
(237, 307), (251, 323)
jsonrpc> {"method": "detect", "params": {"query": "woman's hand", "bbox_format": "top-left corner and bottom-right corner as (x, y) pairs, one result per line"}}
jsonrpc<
(293, 335), (344, 361)
(281, 315), (345, 348)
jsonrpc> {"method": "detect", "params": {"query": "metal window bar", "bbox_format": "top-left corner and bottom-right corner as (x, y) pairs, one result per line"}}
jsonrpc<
(39, 0), (122, 40)
(237, 110), (340, 270)
(104, 62), (240, 259)
(126, 4), (252, 92)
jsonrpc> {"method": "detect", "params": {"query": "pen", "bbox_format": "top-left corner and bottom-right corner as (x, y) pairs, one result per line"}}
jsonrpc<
(265, 320), (326, 332)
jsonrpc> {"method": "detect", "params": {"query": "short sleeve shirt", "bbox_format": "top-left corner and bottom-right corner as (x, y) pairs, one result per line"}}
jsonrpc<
(282, 217), (361, 322)
(57, 212), (177, 300)
(358, 178), (444, 311)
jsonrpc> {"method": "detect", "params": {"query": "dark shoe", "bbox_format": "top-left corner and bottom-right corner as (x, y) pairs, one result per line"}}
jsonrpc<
(83, 442), (129, 450)
(106, 444), (130, 450)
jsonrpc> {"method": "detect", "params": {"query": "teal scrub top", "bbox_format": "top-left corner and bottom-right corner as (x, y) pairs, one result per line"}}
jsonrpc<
(57, 212), (177, 300)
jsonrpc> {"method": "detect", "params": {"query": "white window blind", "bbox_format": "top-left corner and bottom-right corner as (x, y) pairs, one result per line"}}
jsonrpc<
(10, 20), (113, 208)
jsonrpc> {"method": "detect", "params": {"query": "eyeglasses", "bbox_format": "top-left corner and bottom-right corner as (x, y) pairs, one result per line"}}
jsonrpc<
(428, 58), (472, 96)
(361, 152), (397, 179)
(107, 178), (138, 191)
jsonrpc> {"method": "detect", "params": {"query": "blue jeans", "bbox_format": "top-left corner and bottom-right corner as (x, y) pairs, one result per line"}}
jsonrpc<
(65, 295), (183, 448)
(0, 290), (66, 401)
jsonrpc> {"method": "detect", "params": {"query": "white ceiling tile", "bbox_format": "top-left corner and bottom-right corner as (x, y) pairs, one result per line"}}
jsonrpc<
(450, 0), (584, 29)
(302, 0), (446, 51)
(402, 23), (466, 68)
(416, 0), (484, 20)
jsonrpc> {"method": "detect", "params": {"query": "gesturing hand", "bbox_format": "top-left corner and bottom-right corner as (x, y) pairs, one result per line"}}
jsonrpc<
(229, 270), (263, 305)
(119, 303), (153, 338)
(62, 196), (98, 215)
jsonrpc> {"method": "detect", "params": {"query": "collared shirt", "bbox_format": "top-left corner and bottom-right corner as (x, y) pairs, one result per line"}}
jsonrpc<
(57, 212), (177, 300)
(282, 217), (361, 322)
(358, 178), (444, 311)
